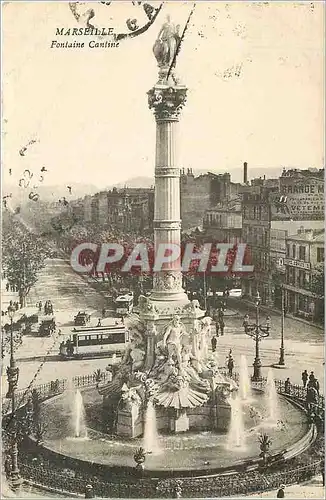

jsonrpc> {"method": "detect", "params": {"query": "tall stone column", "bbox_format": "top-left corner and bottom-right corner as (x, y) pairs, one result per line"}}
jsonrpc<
(147, 81), (188, 304)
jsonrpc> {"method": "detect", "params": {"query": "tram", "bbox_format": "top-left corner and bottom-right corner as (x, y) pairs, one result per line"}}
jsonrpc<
(114, 292), (134, 316)
(59, 324), (129, 359)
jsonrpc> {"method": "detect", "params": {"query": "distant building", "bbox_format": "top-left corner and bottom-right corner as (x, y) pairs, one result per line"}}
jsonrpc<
(180, 169), (241, 230)
(284, 228), (324, 322)
(83, 195), (92, 223)
(203, 197), (242, 243)
(74, 187), (154, 231)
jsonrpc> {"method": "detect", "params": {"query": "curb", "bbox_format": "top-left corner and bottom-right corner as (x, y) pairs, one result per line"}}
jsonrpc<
(237, 299), (324, 331)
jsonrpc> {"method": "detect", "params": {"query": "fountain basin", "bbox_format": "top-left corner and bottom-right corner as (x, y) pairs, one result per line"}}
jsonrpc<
(37, 387), (312, 476)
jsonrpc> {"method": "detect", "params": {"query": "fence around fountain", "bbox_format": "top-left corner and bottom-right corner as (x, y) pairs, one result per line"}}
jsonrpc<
(17, 452), (323, 498)
(2, 370), (324, 417)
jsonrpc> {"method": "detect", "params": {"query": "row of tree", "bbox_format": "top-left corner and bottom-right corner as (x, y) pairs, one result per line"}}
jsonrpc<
(2, 213), (50, 308)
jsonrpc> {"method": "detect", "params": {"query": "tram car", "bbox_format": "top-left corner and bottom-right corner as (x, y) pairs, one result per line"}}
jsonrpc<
(59, 323), (128, 359)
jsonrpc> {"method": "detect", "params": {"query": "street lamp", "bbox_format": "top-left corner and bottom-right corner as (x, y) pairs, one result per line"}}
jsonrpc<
(6, 305), (22, 489)
(203, 270), (207, 312)
(243, 292), (271, 381)
(278, 286), (285, 366)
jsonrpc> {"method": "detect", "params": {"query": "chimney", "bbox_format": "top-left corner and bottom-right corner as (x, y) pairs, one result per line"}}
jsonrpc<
(243, 162), (248, 184)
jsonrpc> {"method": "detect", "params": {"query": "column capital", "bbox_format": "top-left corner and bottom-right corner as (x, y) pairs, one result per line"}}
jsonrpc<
(148, 84), (187, 121)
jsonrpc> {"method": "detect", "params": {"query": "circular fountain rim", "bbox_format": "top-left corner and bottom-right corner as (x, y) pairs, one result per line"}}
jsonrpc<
(35, 389), (315, 479)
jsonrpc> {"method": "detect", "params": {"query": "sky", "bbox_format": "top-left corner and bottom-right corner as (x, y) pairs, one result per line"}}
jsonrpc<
(2, 1), (325, 193)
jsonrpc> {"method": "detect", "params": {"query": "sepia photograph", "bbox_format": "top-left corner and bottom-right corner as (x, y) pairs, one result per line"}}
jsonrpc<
(1, 1), (325, 498)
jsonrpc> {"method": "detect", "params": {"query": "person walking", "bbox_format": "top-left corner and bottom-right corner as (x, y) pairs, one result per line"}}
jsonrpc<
(276, 485), (285, 498)
(211, 335), (217, 353)
(301, 370), (308, 388)
(219, 318), (225, 336)
(308, 371), (316, 388)
(284, 378), (291, 394)
(215, 320), (220, 337)
(227, 355), (234, 377)
(102, 307), (106, 318)
(314, 378), (320, 395)
(97, 318), (102, 327)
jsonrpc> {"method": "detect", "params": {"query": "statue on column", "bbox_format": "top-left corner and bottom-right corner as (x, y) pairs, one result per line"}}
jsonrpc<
(153, 15), (181, 69)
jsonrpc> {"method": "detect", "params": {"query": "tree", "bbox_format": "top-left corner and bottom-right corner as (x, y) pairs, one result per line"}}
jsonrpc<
(309, 263), (324, 298)
(2, 219), (49, 308)
(309, 263), (324, 323)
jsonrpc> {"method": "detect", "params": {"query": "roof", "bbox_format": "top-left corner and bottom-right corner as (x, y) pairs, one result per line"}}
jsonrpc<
(286, 229), (324, 243)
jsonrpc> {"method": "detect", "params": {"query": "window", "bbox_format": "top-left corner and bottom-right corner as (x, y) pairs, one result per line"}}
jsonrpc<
(287, 267), (295, 286)
(298, 270), (305, 288)
(299, 246), (306, 261)
(317, 247), (324, 263)
(292, 244), (296, 259)
(305, 273), (310, 287)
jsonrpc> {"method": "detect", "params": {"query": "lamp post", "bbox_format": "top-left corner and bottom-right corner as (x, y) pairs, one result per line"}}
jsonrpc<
(278, 286), (285, 366)
(203, 270), (207, 312)
(243, 292), (271, 381)
(6, 305), (22, 489)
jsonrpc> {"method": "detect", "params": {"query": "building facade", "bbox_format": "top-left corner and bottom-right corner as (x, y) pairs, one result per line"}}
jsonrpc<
(203, 197), (242, 243)
(72, 188), (154, 232)
(180, 169), (241, 230)
(284, 229), (324, 322)
(242, 168), (324, 306)
(241, 186), (276, 304)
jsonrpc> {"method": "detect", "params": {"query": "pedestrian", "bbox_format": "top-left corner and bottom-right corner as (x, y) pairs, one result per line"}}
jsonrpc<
(243, 314), (249, 326)
(227, 355), (234, 377)
(219, 319), (225, 336)
(308, 372), (316, 389)
(284, 378), (291, 394)
(211, 335), (217, 353)
(276, 485), (285, 498)
(314, 378), (320, 395)
(102, 307), (106, 318)
(4, 456), (11, 478)
(97, 318), (102, 327)
(302, 370), (308, 388)
(5, 283), (9, 292)
(121, 316), (124, 324)
(38, 301), (42, 312)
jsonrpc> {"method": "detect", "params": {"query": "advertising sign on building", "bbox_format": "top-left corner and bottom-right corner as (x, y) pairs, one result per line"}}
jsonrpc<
(271, 172), (324, 220)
